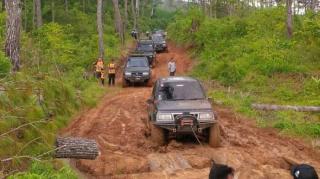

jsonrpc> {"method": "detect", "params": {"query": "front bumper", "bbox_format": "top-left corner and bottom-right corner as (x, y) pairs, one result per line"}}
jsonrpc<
(155, 44), (167, 51)
(153, 121), (215, 133)
(124, 75), (150, 82)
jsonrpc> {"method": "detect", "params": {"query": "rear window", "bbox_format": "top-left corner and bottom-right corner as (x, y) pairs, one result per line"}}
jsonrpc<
(159, 81), (206, 100)
(137, 44), (153, 52)
(127, 57), (149, 67)
(152, 35), (164, 42)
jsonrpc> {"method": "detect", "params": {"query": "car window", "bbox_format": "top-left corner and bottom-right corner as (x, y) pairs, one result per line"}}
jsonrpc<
(127, 57), (148, 67)
(159, 81), (206, 100)
(152, 35), (164, 42)
(137, 44), (153, 51)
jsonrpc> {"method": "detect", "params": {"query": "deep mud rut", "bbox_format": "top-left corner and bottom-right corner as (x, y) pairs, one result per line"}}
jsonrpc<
(62, 43), (320, 179)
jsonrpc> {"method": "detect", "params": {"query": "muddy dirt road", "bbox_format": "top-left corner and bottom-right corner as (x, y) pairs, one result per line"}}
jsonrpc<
(62, 43), (320, 179)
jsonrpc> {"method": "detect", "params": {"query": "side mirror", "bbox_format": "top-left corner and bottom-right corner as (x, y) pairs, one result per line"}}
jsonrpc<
(146, 99), (153, 104)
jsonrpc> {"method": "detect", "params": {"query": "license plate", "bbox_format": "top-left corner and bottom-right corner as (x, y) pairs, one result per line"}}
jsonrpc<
(135, 77), (141, 80)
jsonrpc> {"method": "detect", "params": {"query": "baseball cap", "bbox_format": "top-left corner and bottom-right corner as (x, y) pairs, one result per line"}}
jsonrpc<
(291, 164), (319, 179)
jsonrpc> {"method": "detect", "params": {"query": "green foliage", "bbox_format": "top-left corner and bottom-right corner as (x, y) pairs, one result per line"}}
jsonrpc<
(8, 161), (77, 179)
(169, 8), (320, 138)
(1, 1), (126, 176)
(0, 51), (10, 77)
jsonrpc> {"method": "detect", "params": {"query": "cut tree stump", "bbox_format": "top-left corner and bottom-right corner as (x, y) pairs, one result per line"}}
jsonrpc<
(55, 137), (99, 160)
(252, 103), (320, 112)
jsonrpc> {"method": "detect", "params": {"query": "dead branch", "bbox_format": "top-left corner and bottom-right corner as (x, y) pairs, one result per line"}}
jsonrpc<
(0, 120), (47, 138)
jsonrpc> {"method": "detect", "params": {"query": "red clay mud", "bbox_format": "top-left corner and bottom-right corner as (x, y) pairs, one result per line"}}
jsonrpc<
(62, 43), (320, 179)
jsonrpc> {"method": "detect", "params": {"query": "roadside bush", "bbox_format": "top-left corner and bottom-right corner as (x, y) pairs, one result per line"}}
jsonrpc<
(168, 7), (320, 138)
(8, 161), (77, 179)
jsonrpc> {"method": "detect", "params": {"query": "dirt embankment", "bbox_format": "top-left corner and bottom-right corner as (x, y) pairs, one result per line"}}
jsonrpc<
(62, 43), (320, 179)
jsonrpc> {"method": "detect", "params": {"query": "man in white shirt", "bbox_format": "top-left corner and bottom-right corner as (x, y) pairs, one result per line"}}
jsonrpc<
(168, 57), (176, 76)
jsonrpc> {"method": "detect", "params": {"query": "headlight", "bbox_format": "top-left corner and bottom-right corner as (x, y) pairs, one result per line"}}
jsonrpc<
(199, 112), (214, 121)
(156, 113), (173, 121)
(142, 72), (149, 76)
(125, 72), (131, 76)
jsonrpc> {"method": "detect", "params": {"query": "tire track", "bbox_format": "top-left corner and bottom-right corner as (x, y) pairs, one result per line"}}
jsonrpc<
(62, 43), (320, 179)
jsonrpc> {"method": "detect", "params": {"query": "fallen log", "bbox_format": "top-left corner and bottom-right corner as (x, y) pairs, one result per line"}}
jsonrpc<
(55, 137), (99, 160)
(252, 104), (320, 112)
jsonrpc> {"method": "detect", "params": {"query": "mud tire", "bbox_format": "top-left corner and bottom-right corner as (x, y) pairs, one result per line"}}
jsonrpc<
(208, 123), (221, 148)
(150, 124), (165, 146)
(122, 79), (129, 88)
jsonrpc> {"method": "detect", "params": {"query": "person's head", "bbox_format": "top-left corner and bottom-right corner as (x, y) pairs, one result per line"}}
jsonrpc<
(291, 164), (319, 179)
(98, 57), (103, 62)
(111, 59), (114, 62)
(209, 164), (234, 179)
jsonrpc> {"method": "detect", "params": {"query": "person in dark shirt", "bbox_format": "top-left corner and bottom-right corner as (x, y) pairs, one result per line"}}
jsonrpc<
(209, 164), (234, 179)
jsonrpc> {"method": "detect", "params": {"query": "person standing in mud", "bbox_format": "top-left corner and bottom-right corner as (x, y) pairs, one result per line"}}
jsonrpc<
(108, 59), (116, 86)
(94, 57), (105, 85)
(168, 57), (176, 76)
(209, 164), (234, 179)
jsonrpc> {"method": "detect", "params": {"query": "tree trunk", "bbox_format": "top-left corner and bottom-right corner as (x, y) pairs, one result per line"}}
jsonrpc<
(34, 0), (42, 28)
(55, 137), (99, 160)
(51, 0), (55, 22)
(136, 0), (139, 25)
(97, 0), (104, 58)
(24, 0), (27, 30)
(82, 0), (86, 12)
(2, 0), (5, 11)
(112, 0), (124, 45)
(311, 0), (317, 11)
(252, 103), (320, 112)
(286, 0), (293, 38)
(64, 0), (68, 13)
(124, 0), (128, 40)
(5, 0), (22, 72)
(131, 0), (137, 30)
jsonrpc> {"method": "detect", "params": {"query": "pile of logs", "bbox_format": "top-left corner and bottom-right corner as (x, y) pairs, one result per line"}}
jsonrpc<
(55, 137), (99, 160)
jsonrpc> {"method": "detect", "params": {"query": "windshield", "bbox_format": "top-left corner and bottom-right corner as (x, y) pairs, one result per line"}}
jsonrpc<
(152, 35), (164, 42)
(137, 44), (153, 52)
(127, 57), (148, 67)
(159, 81), (206, 100)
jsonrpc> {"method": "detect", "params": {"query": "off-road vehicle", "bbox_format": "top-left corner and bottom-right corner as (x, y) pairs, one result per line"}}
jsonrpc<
(153, 29), (167, 38)
(122, 54), (152, 87)
(136, 39), (156, 67)
(146, 77), (221, 147)
(151, 34), (168, 53)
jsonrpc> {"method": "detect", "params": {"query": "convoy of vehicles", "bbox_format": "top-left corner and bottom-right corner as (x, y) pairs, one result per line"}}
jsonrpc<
(121, 30), (220, 147)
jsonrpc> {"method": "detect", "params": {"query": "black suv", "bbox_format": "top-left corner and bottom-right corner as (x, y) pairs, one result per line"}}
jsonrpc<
(122, 54), (152, 87)
(153, 29), (167, 39)
(146, 77), (220, 147)
(152, 34), (168, 52)
(136, 39), (156, 67)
